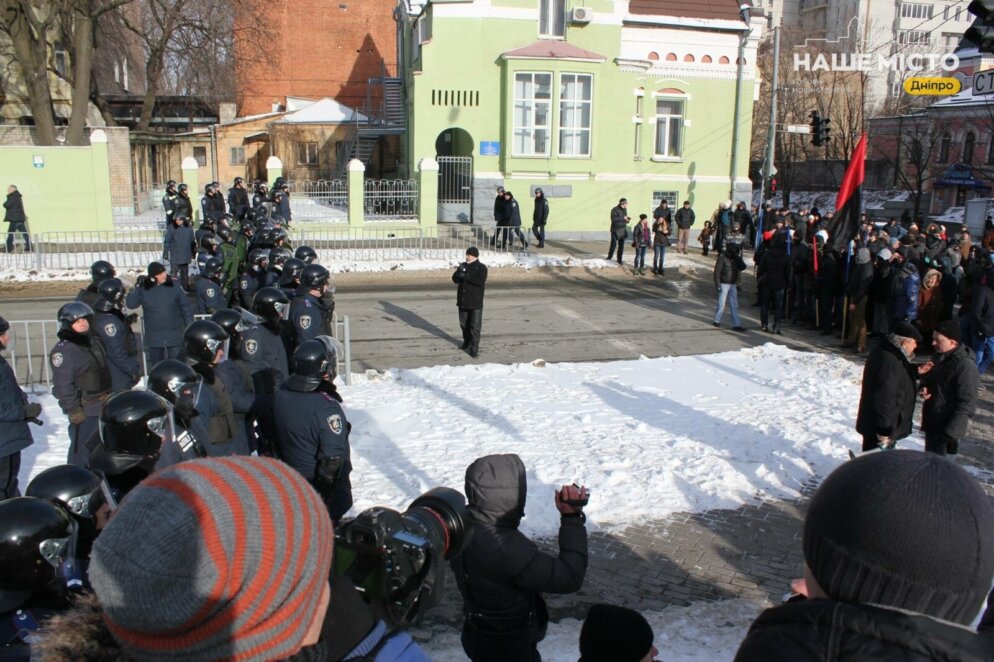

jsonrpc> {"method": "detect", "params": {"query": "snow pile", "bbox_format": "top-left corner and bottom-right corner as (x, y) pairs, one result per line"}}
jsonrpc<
(21, 344), (886, 537)
(415, 598), (766, 661)
(750, 189), (909, 214)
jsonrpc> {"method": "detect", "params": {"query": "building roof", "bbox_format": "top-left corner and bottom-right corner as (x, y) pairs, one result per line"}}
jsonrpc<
(932, 84), (993, 109)
(502, 40), (606, 62)
(628, 0), (749, 22)
(275, 97), (367, 124)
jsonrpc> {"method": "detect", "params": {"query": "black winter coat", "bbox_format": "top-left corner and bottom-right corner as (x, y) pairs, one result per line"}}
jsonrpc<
(174, 194), (194, 220)
(504, 199), (523, 227)
(533, 196), (549, 225)
(610, 205), (630, 237)
(453, 260), (488, 310)
(3, 190), (26, 224)
(758, 247), (789, 291)
(921, 343), (979, 444)
(972, 281), (994, 338)
(735, 598), (994, 662)
(0, 355), (32, 458)
(228, 186), (250, 218)
(494, 194), (506, 225)
(714, 251), (747, 287)
(451, 455), (587, 644)
(856, 337), (917, 440)
(846, 261), (874, 303)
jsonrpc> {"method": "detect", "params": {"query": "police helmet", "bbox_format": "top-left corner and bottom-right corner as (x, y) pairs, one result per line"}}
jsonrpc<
(0, 497), (79, 613)
(204, 183), (214, 195)
(273, 176), (286, 189)
(294, 245), (318, 264)
(252, 287), (291, 324)
(91, 390), (174, 475)
(166, 179), (177, 189)
(234, 176), (245, 187)
(147, 359), (199, 406)
(217, 225), (233, 243)
(90, 260), (115, 282)
(269, 247), (292, 269)
(286, 336), (342, 392)
(241, 219), (257, 236)
(300, 264), (331, 290)
(202, 256), (223, 280)
(211, 307), (261, 337)
(272, 227), (288, 244)
(57, 302), (94, 331)
(248, 248), (269, 268)
(26, 465), (109, 555)
(94, 277), (126, 313)
(183, 320), (228, 365)
(281, 258), (306, 286)
(201, 218), (217, 233)
(178, 183), (189, 194)
(200, 233), (221, 253)
(256, 182), (268, 194)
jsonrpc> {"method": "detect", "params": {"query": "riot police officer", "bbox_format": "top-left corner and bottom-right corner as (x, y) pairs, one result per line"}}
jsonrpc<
(89, 390), (203, 492)
(290, 263), (335, 348)
(161, 180), (178, 227)
(50, 302), (111, 467)
(75, 260), (115, 309)
(195, 218), (217, 253)
(228, 177), (250, 221)
(252, 181), (270, 211)
(216, 225), (239, 297)
(234, 219), (255, 271)
(26, 464), (112, 561)
(195, 257), (227, 315)
(196, 233), (221, 277)
(174, 182), (194, 221)
(279, 257), (306, 298)
(0, 497), (83, 659)
(242, 289), (291, 455)
(184, 321), (241, 456)
(125, 261), (194, 364)
(164, 214), (196, 291)
(92, 278), (140, 392)
(211, 308), (261, 454)
(273, 336), (352, 522)
(266, 246), (291, 287)
(148, 359), (213, 452)
(201, 182), (225, 222)
(273, 187), (292, 224)
(236, 248), (269, 309)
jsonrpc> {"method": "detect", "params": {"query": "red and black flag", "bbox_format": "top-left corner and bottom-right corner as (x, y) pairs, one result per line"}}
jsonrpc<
(826, 133), (868, 253)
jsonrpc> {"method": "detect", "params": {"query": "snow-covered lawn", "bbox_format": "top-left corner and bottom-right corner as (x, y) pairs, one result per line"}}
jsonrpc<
(21, 344), (892, 536)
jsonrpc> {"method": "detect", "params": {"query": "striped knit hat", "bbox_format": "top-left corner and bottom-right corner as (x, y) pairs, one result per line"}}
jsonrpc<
(89, 457), (334, 661)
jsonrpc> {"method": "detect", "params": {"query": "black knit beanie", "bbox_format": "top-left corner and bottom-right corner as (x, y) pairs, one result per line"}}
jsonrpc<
(804, 450), (994, 625)
(579, 604), (654, 662)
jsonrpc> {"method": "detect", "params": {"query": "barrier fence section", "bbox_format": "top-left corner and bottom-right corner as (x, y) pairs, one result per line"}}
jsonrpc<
(7, 314), (353, 390)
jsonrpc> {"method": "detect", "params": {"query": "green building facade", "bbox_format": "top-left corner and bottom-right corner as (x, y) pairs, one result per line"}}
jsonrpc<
(396, 0), (765, 235)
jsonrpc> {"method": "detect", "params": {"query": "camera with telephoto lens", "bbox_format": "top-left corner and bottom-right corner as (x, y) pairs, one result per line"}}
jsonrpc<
(333, 487), (470, 626)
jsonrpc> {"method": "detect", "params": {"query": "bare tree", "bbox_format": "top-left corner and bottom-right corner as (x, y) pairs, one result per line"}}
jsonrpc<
(868, 111), (941, 220)
(1, 1), (59, 144)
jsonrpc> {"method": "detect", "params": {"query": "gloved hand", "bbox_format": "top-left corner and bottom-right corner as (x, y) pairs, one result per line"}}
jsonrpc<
(68, 408), (87, 425)
(23, 402), (41, 420)
(135, 275), (148, 289)
(126, 313), (139, 325)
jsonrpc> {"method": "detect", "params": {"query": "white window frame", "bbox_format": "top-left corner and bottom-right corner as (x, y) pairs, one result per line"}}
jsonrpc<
(652, 191), (678, 208)
(512, 71), (553, 158)
(900, 3), (932, 19)
(898, 30), (930, 45)
(558, 73), (592, 158)
(652, 95), (686, 161)
(539, 0), (566, 39)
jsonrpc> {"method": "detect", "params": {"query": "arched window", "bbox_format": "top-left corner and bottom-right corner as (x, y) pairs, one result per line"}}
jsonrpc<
(719, 56), (730, 64)
(648, 51), (659, 61)
(702, 55), (713, 63)
(938, 133), (951, 163)
(683, 54), (695, 62)
(665, 53), (678, 61)
(964, 132), (976, 164)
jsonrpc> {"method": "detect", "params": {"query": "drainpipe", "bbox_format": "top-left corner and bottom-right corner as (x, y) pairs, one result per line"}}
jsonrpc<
(729, 4), (753, 203)
(209, 123), (218, 183)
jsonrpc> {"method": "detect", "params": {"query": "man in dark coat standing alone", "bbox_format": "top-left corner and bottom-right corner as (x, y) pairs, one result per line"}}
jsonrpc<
(855, 321), (921, 452)
(532, 188), (549, 248)
(607, 198), (630, 264)
(0, 316), (40, 497)
(453, 247), (488, 358)
(451, 453), (588, 662)
(3, 185), (31, 253)
(919, 320), (980, 455)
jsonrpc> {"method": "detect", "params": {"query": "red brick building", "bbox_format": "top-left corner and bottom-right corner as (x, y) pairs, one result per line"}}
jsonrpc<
(234, 0), (397, 116)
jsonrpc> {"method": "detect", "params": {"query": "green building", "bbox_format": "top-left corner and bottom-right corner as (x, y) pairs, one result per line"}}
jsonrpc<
(395, 0), (765, 235)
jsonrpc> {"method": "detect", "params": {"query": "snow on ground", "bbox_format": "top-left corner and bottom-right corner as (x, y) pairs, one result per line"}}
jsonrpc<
(750, 189), (908, 215)
(414, 598), (766, 662)
(0, 249), (705, 282)
(20, 344), (908, 537)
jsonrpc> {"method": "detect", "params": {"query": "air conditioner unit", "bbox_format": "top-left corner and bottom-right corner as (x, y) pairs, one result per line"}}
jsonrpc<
(570, 7), (592, 23)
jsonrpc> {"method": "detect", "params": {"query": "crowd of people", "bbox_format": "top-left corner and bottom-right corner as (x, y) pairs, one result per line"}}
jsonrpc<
(2, 177), (994, 660)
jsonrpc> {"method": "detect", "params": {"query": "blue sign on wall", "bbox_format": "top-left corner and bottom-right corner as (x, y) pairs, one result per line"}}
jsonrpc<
(480, 141), (500, 156)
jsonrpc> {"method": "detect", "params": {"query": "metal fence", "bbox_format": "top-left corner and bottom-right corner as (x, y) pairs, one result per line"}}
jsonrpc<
(5, 314), (353, 390)
(364, 179), (418, 221)
(286, 180), (349, 223)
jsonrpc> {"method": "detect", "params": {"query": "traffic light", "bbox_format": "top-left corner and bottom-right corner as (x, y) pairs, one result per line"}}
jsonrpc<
(810, 111), (831, 147)
(966, 1), (994, 52)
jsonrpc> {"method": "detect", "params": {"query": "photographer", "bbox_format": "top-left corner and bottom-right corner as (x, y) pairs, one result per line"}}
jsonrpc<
(451, 453), (588, 662)
(453, 247), (488, 358)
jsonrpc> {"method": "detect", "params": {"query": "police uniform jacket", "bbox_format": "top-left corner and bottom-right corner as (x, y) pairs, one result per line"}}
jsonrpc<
(214, 360), (255, 456)
(202, 192), (225, 221)
(275, 194), (291, 222)
(290, 291), (332, 345)
(195, 276), (227, 315)
(228, 187), (249, 219)
(93, 311), (139, 391)
(272, 383), (352, 516)
(162, 192), (178, 222)
(173, 194), (193, 221)
(192, 366), (237, 454)
(75, 284), (100, 309)
(0, 354), (32, 458)
(125, 277), (193, 350)
(219, 243), (239, 294)
(239, 323), (289, 385)
(454, 260), (488, 310)
(236, 268), (267, 309)
(50, 331), (112, 417)
(164, 224), (196, 266)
